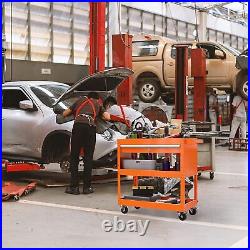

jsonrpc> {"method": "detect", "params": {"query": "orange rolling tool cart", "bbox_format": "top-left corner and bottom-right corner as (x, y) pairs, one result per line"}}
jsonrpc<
(117, 138), (200, 221)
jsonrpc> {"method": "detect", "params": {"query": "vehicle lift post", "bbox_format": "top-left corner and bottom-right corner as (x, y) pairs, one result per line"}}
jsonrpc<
(174, 45), (215, 179)
(191, 48), (215, 179)
(89, 2), (106, 74)
(112, 34), (133, 106)
(191, 48), (207, 121)
(174, 45), (189, 121)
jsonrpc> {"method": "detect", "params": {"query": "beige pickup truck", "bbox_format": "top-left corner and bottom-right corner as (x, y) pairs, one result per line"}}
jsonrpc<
(132, 34), (247, 103)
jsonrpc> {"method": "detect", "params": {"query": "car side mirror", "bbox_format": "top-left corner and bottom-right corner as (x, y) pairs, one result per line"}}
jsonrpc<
(215, 50), (226, 60)
(19, 100), (34, 111)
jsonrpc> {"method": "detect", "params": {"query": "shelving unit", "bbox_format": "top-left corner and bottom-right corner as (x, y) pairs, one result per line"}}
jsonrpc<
(117, 138), (200, 221)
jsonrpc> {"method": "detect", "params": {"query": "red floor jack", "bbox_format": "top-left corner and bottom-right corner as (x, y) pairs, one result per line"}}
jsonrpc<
(2, 161), (40, 201)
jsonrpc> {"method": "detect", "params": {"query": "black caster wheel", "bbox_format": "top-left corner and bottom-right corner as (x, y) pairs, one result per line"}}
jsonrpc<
(121, 206), (128, 214)
(189, 207), (197, 215)
(135, 207), (140, 210)
(178, 212), (187, 221)
(210, 172), (214, 180)
(24, 190), (29, 195)
(198, 173), (201, 177)
(13, 195), (20, 201)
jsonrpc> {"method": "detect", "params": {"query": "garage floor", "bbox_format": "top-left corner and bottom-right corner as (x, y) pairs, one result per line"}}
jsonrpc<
(2, 147), (248, 248)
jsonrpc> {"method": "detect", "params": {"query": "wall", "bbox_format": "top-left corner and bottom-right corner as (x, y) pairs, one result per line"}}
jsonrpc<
(5, 59), (88, 84)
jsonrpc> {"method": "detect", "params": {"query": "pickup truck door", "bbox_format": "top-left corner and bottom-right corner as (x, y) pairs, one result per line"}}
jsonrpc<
(196, 43), (228, 84)
(164, 45), (192, 86)
(2, 87), (43, 158)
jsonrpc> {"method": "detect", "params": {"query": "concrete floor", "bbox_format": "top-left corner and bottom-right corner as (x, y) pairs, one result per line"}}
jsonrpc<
(2, 147), (248, 248)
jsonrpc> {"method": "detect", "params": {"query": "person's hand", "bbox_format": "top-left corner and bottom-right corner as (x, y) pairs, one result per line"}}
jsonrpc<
(63, 108), (72, 118)
(102, 111), (110, 121)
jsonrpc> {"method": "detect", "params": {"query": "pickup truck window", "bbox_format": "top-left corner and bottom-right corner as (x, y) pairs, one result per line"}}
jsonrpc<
(218, 43), (240, 56)
(197, 44), (226, 59)
(132, 40), (159, 57)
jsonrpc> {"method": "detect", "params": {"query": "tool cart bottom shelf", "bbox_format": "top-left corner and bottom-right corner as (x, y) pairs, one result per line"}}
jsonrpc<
(118, 198), (198, 221)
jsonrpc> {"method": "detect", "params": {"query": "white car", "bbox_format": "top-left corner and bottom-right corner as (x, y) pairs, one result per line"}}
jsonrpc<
(2, 68), (133, 171)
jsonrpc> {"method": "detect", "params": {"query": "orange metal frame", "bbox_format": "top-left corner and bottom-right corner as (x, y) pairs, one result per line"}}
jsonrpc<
(117, 138), (200, 213)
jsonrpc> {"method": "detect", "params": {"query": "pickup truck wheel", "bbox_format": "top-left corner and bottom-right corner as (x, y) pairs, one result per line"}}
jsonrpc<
(237, 72), (248, 101)
(138, 80), (160, 103)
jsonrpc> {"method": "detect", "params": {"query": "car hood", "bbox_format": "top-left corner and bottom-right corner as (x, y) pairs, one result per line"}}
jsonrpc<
(53, 67), (133, 106)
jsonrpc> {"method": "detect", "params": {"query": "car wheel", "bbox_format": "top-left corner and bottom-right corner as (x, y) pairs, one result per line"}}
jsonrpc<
(60, 156), (70, 173)
(237, 72), (248, 101)
(138, 80), (160, 103)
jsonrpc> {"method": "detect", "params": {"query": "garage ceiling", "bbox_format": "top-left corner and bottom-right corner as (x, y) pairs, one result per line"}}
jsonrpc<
(177, 2), (248, 25)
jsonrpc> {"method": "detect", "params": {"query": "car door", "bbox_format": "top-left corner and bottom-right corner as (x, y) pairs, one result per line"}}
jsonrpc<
(196, 43), (228, 85)
(2, 87), (44, 158)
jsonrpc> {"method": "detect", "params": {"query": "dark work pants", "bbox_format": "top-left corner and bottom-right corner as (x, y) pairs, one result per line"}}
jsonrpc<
(70, 122), (96, 188)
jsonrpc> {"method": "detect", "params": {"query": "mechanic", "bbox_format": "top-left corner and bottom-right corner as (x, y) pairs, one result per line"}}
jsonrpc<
(229, 94), (247, 140)
(208, 88), (219, 126)
(103, 96), (153, 131)
(63, 92), (110, 195)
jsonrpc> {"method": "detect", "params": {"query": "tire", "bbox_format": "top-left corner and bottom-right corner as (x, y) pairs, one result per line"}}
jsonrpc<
(189, 208), (197, 215)
(24, 190), (29, 196)
(178, 212), (187, 221)
(210, 172), (214, 180)
(138, 80), (160, 103)
(60, 156), (70, 173)
(14, 195), (20, 201)
(121, 206), (128, 214)
(237, 72), (248, 101)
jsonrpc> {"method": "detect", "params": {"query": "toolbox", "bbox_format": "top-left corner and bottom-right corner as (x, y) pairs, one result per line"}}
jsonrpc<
(132, 185), (154, 197)
(123, 159), (156, 170)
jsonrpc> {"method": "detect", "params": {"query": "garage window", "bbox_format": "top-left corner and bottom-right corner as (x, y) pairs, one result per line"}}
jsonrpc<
(2, 89), (30, 109)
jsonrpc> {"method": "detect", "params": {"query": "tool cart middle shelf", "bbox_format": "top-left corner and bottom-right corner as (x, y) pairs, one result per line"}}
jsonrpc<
(117, 138), (200, 221)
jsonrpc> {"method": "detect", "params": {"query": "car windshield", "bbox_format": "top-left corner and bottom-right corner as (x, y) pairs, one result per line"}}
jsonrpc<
(31, 84), (77, 109)
(219, 43), (240, 56)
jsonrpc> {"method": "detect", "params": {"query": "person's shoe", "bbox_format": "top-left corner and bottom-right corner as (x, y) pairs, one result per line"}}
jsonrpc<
(65, 186), (80, 195)
(82, 186), (94, 194)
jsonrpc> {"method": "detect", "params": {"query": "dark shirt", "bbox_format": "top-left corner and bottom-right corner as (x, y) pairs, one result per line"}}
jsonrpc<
(70, 96), (104, 126)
